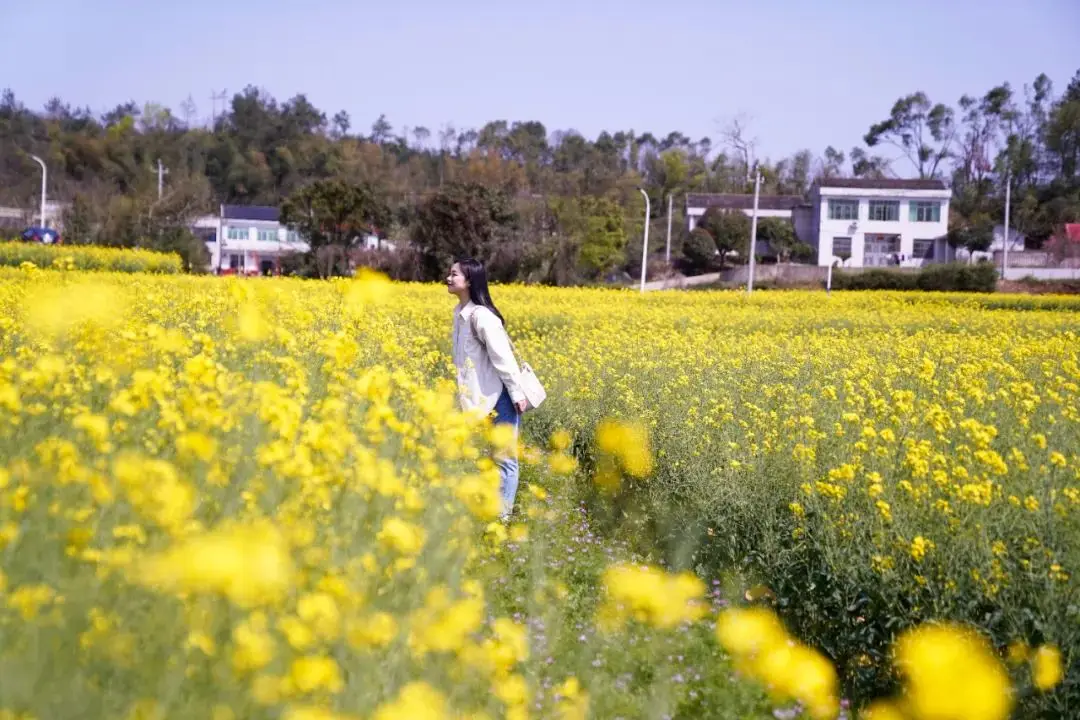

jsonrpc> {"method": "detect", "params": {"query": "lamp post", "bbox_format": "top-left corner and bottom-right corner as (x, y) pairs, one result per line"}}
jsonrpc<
(665, 193), (673, 265)
(30, 155), (47, 227)
(747, 165), (762, 294)
(638, 188), (651, 293)
(1002, 169), (1011, 280)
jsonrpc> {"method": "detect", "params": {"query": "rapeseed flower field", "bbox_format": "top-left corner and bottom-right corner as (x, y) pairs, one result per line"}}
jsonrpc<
(0, 262), (1077, 719)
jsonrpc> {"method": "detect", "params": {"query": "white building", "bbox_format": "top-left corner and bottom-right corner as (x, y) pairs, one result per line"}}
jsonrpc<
(191, 205), (310, 276)
(193, 204), (393, 276)
(811, 179), (953, 267)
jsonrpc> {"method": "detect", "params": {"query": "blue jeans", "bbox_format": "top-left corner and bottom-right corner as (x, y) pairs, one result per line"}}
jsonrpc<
(492, 387), (520, 519)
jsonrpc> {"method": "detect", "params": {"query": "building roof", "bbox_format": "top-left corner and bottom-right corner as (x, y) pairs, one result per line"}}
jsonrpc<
(815, 178), (948, 191)
(222, 204), (280, 222)
(685, 193), (806, 211)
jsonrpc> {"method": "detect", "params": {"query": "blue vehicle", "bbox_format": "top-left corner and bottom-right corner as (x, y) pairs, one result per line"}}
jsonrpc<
(20, 227), (62, 244)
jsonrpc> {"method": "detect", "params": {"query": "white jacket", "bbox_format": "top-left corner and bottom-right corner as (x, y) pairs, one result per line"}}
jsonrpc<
(452, 301), (525, 415)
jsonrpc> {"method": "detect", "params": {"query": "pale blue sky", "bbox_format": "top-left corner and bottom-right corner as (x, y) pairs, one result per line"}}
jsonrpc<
(3, 0), (1078, 168)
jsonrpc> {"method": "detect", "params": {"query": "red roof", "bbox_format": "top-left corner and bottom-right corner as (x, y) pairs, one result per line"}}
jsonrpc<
(1066, 224), (1080, 243)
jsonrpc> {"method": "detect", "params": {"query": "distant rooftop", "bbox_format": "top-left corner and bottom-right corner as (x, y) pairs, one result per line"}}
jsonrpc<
(222, 204), (280, 222)
(815, 178), (948, 191)
(685, 193), (806, 211)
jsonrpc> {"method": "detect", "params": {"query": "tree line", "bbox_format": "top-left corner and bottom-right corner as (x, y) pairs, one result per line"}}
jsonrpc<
(0, 67), (1077, 281)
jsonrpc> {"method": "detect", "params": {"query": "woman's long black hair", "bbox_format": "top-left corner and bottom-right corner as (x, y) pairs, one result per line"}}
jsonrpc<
(456, 256), (505, 326)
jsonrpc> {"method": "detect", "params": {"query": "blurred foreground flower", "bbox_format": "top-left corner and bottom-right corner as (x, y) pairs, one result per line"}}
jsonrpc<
(595, 419), (653, 478)
(716, 606), (838, 720)
(130, 520), (295, 608)
(893, 622), (1012, 720)
(598, 563), (706, 631)
(343, 268), (394, 312)
(1031, 644), (1063, 691)
(22, 280), (125, 338)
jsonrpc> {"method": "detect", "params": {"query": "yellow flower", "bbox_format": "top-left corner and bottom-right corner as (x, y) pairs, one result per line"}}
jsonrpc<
(595, 418), (654, 477)
(716, 607), (787, 656)
(894, 623), (1012, 720)
(376, 517), (426, 556)
(549, 429), (572, 451)
(287, 655), (344, 694)
(910, 536), (934, 563)
(598, 563), (706, 631)
(132, 520), (295, 607)
(555, 677), (589, 720)
(297, 592), (342, 641)
(232, 613), (276, 673)
(347, 612), (398, 650)
(372, 682), (448, 720)
(1031, 644), (1063, 691)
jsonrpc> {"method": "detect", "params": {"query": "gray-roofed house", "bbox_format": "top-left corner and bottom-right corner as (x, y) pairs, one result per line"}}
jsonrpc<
(685, 193), (815, 250)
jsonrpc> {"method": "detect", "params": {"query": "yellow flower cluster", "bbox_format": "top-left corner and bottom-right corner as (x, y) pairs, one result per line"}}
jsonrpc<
(0, 243), (181, 273)
(597, 563), (707, 631)
(716, 607), (839, 719)
(0, 268), (1077, 717)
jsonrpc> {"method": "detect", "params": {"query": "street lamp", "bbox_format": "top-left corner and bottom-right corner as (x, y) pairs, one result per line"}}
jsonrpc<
(29, 155), (47, 227)
(747, 164), (762, 294)
(638, 188), (650, 293)
(1002, 169), (1011, 280)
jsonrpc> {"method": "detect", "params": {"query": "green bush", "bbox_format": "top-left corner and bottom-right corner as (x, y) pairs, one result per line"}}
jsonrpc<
(0, 242), (182, 274)
(833, 262), (997, 293)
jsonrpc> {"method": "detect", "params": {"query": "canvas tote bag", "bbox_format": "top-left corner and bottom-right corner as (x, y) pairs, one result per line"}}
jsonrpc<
(470, 310), (546, 411)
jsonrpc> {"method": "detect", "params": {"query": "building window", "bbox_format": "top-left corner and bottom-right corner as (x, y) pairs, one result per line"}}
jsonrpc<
(227, 226), (248, 241)
(287, 230), (300, 244)
(913, 239), (936, 259)
(229, 253), (244, 269)
(909, 201), (941, 222)
(868, 201), (900, 222)
(828, 200), (859, 221)
(832, 237), (852, 258)
(257, 229), (278, 243)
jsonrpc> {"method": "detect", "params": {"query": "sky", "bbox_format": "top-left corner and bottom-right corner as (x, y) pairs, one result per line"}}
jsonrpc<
(3, 0), (1078, 170)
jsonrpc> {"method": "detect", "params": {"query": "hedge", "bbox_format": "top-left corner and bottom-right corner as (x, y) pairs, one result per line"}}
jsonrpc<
(832, 262), (998, 292)
(0, 242), (182, 274)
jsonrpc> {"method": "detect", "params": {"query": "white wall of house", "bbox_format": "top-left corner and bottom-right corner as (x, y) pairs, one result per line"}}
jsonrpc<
(216, 220), (309, 274)
(813, 187), (952, 267)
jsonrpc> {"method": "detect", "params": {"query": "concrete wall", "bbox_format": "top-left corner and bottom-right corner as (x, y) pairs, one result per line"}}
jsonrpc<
(1003, 267), (1080, 281)
(720, 264), (832, 285)
(994, 250), (1051, 268)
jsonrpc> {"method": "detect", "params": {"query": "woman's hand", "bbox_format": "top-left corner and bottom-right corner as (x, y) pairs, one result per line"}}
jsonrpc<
(515, 399), (528, 414)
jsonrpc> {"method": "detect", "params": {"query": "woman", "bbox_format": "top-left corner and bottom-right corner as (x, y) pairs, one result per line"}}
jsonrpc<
(447, 257), (527, 519)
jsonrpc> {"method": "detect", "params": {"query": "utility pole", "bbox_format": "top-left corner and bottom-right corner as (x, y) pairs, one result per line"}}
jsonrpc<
(1002, 169), (1011, 280)
(210, 89), (227, 127)
(156, 159), (169, 199)
(747, 165), (762, 294)
(30, 155), (47, 227)
(665, 194), (673, 265)
(638, 188), (651, 293)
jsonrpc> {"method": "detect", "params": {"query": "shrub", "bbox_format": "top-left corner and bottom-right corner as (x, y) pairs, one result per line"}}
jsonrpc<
(0, 242), (182, 274)
(680, 229), (718, 274)
(833, 263), (998, 293)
